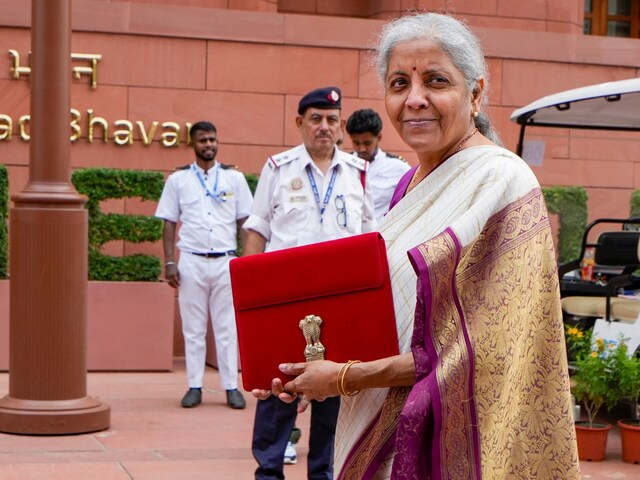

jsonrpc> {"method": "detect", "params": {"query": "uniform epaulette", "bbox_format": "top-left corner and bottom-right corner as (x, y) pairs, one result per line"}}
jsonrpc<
(219, 162), (241, 171)
(386, 152), (406, 162)
(267, 153), (298, 170)
(341, 152), (367, 172)
(174, 164), (191, 171)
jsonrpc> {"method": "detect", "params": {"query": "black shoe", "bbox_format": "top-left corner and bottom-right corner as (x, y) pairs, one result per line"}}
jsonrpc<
(226, 389), (246, 409)
(181, 388), (202, 408)
(290, 426), (302, 444)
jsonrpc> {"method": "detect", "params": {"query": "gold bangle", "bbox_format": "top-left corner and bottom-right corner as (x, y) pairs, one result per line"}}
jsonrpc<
(337, 360), (361, 396)
(336, 362), (349, 396)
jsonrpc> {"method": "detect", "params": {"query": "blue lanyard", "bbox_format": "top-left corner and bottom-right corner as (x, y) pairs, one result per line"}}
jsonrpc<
(192, 164), (225, 202)
(305, 164), (338, 223)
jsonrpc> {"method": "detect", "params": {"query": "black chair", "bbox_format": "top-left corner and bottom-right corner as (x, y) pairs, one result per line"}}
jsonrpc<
(560, 218), (640, 325)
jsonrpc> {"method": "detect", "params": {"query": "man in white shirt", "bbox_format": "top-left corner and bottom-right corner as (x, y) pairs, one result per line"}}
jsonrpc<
(243, 87), (376, 480)
(155, 121), (253, 410)
(346, 109), (411, 222)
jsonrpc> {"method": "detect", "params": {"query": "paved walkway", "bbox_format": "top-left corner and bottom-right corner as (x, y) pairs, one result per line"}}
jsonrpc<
(0, 359), (637, 479)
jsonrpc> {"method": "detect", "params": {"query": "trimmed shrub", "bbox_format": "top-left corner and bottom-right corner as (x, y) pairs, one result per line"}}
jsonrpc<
(71, 168), (259, 280)
(244, 172), (259, 195)
(630, 190), (640, 218)
(543, 186), (588, 264)
(72, 168), (165, 281)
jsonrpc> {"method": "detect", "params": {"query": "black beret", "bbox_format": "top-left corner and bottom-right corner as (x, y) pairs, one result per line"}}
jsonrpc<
(297, 87), (342, 115)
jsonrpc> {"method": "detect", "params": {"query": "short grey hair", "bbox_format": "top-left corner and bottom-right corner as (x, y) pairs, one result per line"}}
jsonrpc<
(375, 12), (500, 144)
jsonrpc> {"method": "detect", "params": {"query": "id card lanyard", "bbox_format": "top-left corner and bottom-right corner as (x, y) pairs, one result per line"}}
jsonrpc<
(305, 164), (338, 224)
(192, 163), (225, 202)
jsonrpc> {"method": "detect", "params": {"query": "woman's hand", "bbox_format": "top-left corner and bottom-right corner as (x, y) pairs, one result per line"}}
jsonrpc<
(250, 376), (306, 407)
(251, 387), (273, 401)
(280, 360), (343, 404)
(251, 360), (348, 413)
(251, 377), (288, 400)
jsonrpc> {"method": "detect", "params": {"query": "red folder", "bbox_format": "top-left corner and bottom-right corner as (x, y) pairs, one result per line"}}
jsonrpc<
(230, 232), (399, 391)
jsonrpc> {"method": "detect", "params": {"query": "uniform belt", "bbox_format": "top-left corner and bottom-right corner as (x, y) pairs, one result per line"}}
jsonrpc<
(189, 250), (237, 258)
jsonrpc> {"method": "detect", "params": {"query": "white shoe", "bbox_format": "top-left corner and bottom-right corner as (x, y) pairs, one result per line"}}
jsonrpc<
(284, 441), (297, 465)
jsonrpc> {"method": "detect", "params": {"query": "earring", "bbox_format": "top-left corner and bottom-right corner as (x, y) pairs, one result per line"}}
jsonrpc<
(472, 111), (479, 118)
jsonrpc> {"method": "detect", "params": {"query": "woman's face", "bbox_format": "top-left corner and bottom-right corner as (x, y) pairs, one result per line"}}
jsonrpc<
(384, 39), (480, 158)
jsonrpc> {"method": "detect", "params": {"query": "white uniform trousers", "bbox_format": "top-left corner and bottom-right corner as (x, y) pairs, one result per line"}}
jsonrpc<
(178, 252), (238, 390)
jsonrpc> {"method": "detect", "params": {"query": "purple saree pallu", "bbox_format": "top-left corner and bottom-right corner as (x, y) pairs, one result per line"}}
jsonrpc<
(396, 191), (578, 479)
(388, 166), (416, 212)
(394, 227), (481, 479)
(337, 386), (411, 480)
(340, 186), (580, 479)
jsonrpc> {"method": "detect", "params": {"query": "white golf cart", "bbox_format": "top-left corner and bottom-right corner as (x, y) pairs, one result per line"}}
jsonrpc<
(510, 77), (640, 355)
(511, 77), (640, 157)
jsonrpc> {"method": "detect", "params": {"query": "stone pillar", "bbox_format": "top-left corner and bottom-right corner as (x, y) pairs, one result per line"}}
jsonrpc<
(0, 0), (110, 434)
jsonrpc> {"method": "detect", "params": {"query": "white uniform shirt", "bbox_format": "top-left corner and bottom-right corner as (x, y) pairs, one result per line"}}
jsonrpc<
(244, 144), (376, 252)
(365, 149), (411, 221)
(155, 161), (253, 253)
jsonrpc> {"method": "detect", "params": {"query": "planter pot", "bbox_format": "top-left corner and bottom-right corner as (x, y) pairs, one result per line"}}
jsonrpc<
(86, 281), (174, 371)
(575, 421), (611, 461)
(0, 280), (174, 371)
(618, 419), (640, 464)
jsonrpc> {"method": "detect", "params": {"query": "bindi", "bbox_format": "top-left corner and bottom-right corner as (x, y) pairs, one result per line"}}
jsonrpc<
(412, 67), (417, 71)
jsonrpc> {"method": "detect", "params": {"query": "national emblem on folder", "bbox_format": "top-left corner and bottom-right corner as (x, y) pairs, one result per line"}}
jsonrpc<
(230, 232), (399, 390)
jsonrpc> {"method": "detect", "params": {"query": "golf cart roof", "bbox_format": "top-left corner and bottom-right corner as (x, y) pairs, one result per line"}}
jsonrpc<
(510, 77), (640, 155)
(510, 77), (640, 130)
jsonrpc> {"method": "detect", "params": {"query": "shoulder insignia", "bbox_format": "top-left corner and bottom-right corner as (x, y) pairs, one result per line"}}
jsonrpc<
(386, 152), (406, 162)
(219, 163), (241, 171)
(268, 153), (298, 170)
(341, 153), (367, 172)
(174, 164), (191, 171)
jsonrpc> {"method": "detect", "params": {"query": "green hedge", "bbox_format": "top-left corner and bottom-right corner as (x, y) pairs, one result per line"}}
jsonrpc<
(630, 190), (640, 218)
(71, 168), (259, 281)
(244, 172), (258, 195)
(0, 165), (8, 279)
(542, 186), (588, 264)
(237, 172), (259, 256)
(72, 168), (165, 281)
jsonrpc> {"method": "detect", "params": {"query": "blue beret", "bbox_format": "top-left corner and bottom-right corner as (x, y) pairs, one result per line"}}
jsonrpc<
(298, 87), (342, 115)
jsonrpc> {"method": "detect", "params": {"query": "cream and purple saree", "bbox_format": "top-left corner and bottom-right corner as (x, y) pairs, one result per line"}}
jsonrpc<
(335, 145), (580, 479)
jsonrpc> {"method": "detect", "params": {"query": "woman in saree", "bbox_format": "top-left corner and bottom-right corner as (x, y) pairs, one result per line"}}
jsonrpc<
(254, 12), (580, 479)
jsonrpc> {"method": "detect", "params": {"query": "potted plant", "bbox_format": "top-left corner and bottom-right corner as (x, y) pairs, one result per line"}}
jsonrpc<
(613, 341), (640, 464)
(565, 325), (624, 461)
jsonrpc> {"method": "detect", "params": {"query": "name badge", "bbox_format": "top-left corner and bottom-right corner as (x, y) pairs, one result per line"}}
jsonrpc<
(289, 195), (308, 203)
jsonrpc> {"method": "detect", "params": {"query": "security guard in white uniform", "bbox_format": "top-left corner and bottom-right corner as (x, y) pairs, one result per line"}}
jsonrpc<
(346, 108), (411, 222)
(243, 87), (376, 480)
(246, 142), (375, 250)
(156, 121), (253, 410)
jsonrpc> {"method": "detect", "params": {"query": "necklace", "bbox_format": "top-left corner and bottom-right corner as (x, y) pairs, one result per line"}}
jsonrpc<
(450, 127), (478, 157)
(406, 128), (478, 193)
